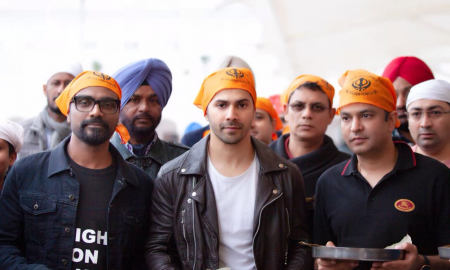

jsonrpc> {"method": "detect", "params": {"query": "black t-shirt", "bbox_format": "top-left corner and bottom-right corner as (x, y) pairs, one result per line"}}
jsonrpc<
(68, 156), (117, 270)
(314, 142), (450, 269)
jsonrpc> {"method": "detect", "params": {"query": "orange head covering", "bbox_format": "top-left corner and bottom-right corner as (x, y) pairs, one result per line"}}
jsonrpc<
(256, 97), (283, 141)
(256, 97), (283, 130)
(194, 67), (256, 115)
(280, 75), (335, 106)
(55, 71), (130, 144)
(337, 69), (400, 128)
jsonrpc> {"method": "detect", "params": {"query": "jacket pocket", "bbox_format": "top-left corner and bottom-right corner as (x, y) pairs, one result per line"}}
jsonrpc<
(123, 211), (145, 228)
(19, 194), (57, 261)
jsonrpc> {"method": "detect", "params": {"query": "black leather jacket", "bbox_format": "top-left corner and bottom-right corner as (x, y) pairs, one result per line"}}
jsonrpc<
(146, 136), (312, 270)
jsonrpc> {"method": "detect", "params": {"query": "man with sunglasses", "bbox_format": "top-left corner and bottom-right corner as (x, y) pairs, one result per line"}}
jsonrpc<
(269, 75), (349, 232)
(406, 79), (450, 167)
(0, 71), (153, 269)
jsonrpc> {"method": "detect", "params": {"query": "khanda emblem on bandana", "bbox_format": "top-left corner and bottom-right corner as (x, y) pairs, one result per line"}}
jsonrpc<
(93, 72), (112, 80)
(352, 78), (371, 91)
(226, 69), (244, 79)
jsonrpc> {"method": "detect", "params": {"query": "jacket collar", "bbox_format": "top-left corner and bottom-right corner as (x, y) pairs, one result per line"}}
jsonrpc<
(179, 135), (287, 177)
(48, 136), (140, 187)
(111, 132), (168, 165)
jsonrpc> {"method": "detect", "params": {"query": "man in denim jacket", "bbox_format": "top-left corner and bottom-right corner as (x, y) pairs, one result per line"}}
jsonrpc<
(0, 71), (153, 269)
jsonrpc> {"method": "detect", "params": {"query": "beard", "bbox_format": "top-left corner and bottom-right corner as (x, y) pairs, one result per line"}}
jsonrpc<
(122, 112), (162, 141)
(48, 98), (64, 115)
(75, 117), (113, 146)
(212, 120), (248, 145)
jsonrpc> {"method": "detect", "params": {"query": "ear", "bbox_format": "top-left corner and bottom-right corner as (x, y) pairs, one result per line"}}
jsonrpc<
(43, 84), (47, 96)
(328, 108), (336, 125)
(283, 104), (289, 125)
(9, 152), (17, 166)
(270, 118), (277, 132)
(204, 112), (209, 122)
(388, 111), (398, 132)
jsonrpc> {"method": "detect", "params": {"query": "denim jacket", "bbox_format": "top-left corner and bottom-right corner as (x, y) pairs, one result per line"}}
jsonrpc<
(0, 136), (153, 270)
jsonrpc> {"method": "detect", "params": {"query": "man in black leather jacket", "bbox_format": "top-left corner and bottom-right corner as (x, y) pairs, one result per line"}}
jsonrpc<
(146, 67), (312, 270)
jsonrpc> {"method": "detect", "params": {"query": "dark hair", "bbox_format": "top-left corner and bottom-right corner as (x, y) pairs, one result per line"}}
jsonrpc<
(140, 80), (149, 86)
(7, 141), (15, 156)
(288, 82), (332, 108)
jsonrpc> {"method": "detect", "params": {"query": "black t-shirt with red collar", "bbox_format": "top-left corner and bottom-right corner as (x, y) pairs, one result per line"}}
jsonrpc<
(314, 141), (450, 258)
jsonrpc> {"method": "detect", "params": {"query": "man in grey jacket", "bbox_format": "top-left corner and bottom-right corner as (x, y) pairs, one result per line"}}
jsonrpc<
(19, 62), (83, 158)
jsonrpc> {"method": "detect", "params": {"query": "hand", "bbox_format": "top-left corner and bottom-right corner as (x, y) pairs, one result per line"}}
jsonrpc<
(371, 243), (423, 270)
(316, 241), (359, 270)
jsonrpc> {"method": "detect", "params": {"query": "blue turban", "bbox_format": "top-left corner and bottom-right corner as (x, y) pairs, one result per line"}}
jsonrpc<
(113, 58), (172, 109)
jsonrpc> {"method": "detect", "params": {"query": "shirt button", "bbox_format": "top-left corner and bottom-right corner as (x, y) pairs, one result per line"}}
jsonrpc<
(273, 189), (279, 194)
(370, 197), (375, 202)
(33, 203), (39, 210)
(65, 227), (71, 233)
(69, 195), (75, 201)
(181, 168), (186, 173)
(187, 199), (192, 203)
(61, 259), (68, 265)
(192, 192), (197, 197)
(279, 164), (284, 168)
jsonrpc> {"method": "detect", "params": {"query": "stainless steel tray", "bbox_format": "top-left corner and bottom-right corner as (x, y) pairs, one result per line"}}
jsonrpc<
(439, 247), (450, 259)
(312, 246), (406, 262)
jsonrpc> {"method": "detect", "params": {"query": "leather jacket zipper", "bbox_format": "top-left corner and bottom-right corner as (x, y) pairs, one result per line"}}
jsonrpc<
(181, 209), (189, 262)
(252, 192), (283, 270)
(285, 208), (290, 265)
(192, 177), (197, 270)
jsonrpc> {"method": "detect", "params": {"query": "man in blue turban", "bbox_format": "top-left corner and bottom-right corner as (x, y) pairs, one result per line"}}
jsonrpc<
(111, 58), (189, 180)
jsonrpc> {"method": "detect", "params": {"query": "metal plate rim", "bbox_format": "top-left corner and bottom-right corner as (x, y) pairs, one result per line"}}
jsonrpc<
(312, 246), (406, 262)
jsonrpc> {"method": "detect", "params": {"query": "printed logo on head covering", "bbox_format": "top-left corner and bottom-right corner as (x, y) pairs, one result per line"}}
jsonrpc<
(394, 199), (415, 212)
(321, 79), (333, 92)
(226, 69), (244, 79)
(352, 78), (371, 91)
(93, 72), (111, 80)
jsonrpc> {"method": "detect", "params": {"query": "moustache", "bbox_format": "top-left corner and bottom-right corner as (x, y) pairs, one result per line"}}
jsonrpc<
(132, 113), (154, 123)
(220, 121), (243, 129)
(81, 117), (109, 129)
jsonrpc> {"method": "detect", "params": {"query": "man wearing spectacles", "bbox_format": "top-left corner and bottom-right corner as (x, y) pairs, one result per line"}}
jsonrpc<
(406, 79), (450, 167)
(111, 58), (189, 181)
(0, 71), (153, 269)
(269, 75), (349, 232)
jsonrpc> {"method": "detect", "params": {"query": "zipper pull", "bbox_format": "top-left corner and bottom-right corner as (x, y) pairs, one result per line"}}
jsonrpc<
(181, 209), (185, 224)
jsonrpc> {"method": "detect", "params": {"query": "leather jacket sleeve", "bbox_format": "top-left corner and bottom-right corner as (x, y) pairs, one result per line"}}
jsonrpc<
(0, 166), (51, 270)
(145, 171), (182, 270)
(285, 166), (313, 270)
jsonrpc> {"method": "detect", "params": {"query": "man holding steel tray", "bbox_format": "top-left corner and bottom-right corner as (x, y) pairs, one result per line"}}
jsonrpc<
(314, 69), (450, 270)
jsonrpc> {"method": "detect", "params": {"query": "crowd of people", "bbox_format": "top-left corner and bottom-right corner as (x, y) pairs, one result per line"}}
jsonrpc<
(0, 55), (449, 270)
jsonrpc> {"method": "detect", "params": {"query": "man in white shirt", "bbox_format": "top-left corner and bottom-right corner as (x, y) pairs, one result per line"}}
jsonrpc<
(146, 67), (312, 270)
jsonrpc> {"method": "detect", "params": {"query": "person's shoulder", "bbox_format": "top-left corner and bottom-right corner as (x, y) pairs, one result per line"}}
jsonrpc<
(15, 150), (51, 168)
(158, 149), (190, 176)
(127, 162), (154, 185)
(317, 159), (351, 184)
(19, 116), (38, 129)
(414, 152), (450, 175)
(162, 140), (190, 152)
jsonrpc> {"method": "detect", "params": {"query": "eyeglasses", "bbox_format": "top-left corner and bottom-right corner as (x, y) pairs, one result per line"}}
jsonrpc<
(71, 96), (120, 114)
(289, 103), (329, 113)
(406, 110), (450, 120)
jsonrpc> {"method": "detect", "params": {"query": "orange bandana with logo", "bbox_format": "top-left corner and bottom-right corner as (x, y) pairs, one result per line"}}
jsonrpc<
(194, 67), (256, 115)
(280, 75), (335, 106)
(256, 97), (283, 130)
(337, 69), (400, 127)
(55, 71), (130, 144)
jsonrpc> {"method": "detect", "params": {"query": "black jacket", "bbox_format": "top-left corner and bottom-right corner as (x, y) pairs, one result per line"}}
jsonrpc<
(0, 136), (153, 270)
(111, 132), (189, 181)
(269, 134), (350, 232)
(146, 136), (312, 270)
